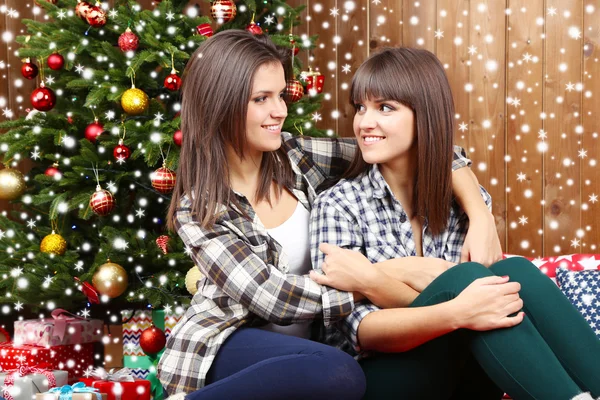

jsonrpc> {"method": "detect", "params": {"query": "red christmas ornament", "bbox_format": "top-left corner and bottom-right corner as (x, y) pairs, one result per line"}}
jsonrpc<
(74, 277), (100, 304)
(286, 79), (304, 102)
(30, 83), (56, 112)
(303, 67), (325, 94)
(67, 115), (74, 124)
(156, 235), (169, 254)
(45, 163), (62, 179)
(246, 22), (263, 35)
(196, 23), (213, 37)
(151, 164), (176, 194)
(21, 59), (38, 80)
(164, 70), (182, 91)
(113, 139), (131, 161)
(90, 185), (116, 216)
(139, 325), (167, 355)
(85, 120), (104, 142)
(118, 28), (139, 52)
(75, 0), (93, 20)
(210, 0), (236, 23)
(47, 53), (64, 71)
(85, 5), (106, 28)
(173, 129), (182, 147)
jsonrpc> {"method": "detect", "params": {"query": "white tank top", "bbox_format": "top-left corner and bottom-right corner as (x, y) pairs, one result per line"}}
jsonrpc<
(262, 201), (313, 339)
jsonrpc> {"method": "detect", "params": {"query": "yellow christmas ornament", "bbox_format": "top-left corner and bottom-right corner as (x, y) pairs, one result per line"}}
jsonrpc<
(0, 167), (26, 200)
(40, 231), (67, 255)
(121, 87), (149, 115)
(92, 260), (128, 298)
(185, 265), (204, 295)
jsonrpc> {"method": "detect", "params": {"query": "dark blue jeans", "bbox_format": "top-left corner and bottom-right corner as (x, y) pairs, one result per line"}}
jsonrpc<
(184, 327), (366, 400)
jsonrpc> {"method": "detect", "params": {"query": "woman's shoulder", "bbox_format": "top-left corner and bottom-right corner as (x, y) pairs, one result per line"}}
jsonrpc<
(314, 172), (369, 207)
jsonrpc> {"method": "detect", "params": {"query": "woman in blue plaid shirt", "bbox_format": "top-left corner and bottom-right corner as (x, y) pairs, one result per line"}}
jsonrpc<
(310, 47), (600, 400)
(159, 31), (506, 400)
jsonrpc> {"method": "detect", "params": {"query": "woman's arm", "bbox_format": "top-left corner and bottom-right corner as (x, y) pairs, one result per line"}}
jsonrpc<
(175, 202), (353, 327)
(452, 164), (502, 266)
(357, 275), (524, 352)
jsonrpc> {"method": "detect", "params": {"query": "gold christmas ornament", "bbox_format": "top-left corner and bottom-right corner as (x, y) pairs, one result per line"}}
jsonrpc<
(92, 260), (128, 298)
(121, 87), (149, 115)
(40, 231), (67, 255)
(0, 167), (26, 200)
(185, 265), (204, 295)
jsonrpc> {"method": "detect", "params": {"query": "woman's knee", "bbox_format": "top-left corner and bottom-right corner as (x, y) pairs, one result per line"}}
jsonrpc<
(489, 256), (544, 280)
(312, 345), (366, 399)
(443, 261), (493, 284)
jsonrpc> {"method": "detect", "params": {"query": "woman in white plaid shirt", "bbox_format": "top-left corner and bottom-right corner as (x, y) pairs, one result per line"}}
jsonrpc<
(158, 31), (504, 400)
(309, 47), (600, 400)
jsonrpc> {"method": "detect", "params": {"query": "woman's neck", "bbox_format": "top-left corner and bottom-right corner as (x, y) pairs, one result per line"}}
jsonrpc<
(379, 156), (416, 216)
(226, 145), (264, 200)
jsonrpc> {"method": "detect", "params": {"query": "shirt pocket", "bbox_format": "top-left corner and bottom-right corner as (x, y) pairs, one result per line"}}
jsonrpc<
(366, 244), (406, 262)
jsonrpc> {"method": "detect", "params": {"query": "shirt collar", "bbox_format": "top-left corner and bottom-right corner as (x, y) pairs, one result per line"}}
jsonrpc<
(367, 164), (392, 200)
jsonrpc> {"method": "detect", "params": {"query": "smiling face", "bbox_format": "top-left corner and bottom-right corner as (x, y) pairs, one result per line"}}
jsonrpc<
(353, 98), (416, 166)
(245, 62), (288, 157)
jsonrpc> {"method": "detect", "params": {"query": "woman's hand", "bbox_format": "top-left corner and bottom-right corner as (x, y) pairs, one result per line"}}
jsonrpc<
(451, 275), (525, 331)
(461, 212), (502, 267)
(310, 243), (383, 294)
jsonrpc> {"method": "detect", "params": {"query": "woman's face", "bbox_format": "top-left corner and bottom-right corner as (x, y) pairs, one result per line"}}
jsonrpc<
(353, 98), (415, 166)
(245, 62), (288, 155)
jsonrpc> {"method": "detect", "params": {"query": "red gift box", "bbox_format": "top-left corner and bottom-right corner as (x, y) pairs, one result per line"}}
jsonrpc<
(79, 377), (151, 400)
(0, 342), (95, 383)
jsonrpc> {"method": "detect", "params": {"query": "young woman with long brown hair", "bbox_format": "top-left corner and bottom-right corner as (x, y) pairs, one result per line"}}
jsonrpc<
(158, 31), (503, 399)
(310, 47), (600, 400)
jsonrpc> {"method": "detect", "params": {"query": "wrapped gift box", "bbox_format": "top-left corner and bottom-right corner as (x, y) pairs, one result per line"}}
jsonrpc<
(122, 309), (183, 400)
(37, 395), (107, 400)
(80, 376), (151, 400)
(15, 309), (102, 347)
(0, 343), (95, 383)
(0, 369), (68, 400)
(36, 382), (107, 400)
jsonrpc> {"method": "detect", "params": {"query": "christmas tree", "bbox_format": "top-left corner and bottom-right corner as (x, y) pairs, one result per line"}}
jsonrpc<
(0, 0), (327, 316)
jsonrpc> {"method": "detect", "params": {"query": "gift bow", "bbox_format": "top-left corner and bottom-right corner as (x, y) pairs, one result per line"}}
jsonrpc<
(92, 367), (135, 382)
(2, 364), (57, 400)
(51, 308), (87, 342)
(49, 382), (102, 400)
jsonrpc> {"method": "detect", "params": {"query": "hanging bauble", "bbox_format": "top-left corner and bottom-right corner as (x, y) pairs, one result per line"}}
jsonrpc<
(85, 119), (104, 142)
(92, 260), (128, 298)
(90, 185), (116, 216)
(290, 39), (300, 56)
(303, 67), (325, 95)
(185, 265), (203, 295)
(21, 59), (38, 80)
(40, 231), (67, 255)
(47, 53), (64, 71)
(156, 235), (169, 254)
(74, 277), (100, 304)
(286, 79), (304, 102)
(0, 167), (26, 200)
(164, 70), (182, 91)
(210, 0), (236, 23)
(31, 83), (56, 112)
(196, 23), (213, 37)
(85, 5), (107, 28)
(121, 87), (149, 115)
(151, 164), (176, 194)
(75, 0), (93, 19)
(246, 22), (263, 35)
(113, 139), (131, 161)
(118, 28), (139, 52)
(173, 129), (182, 147)
(45, 162), (62, 180)
(139, 325), (166, 355)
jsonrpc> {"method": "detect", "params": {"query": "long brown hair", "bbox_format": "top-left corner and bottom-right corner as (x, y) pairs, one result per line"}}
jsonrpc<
(345, 47), (455, 236)
(167, 30), (293, 231)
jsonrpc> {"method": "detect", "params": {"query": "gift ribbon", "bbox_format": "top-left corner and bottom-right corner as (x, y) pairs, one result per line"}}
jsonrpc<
(123, 309), (165, 400)
(49, 382), (102, 400)
(92, 367), (135, 382)
(50, 308), (87, 343)
(2, 364), (57, 400)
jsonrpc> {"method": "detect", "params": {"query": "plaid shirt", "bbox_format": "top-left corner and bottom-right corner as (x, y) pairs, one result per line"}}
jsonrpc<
(158, 132), (472, 394)
(310, 163), (492, 355)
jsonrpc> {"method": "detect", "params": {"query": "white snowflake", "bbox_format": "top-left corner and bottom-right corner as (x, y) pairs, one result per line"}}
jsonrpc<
(342, 64), (351, 74)
(27, 219), (37, 229)
(468, 46), (478, 55)
(517, 172), (527, 182)
(519, 216), (528, 225)
(547, 7), (557, 16)
(330, 7), (339, 16)
(311, 112), (322, 122)
(434, 30), (444, 39)
(166, 11), (175, 21)
(589, 194), (598, 204)
(2, 108), (14, 119)
(31, 149), (41, 160)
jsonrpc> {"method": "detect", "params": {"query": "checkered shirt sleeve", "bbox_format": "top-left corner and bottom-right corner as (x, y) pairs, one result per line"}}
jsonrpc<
(310, 194), (381, 352)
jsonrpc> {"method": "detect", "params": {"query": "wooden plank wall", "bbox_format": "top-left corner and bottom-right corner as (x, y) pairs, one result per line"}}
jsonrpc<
(1, 0), (600, 257)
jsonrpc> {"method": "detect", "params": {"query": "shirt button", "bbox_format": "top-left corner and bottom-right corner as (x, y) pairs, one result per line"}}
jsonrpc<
(400, 214), (407, 223)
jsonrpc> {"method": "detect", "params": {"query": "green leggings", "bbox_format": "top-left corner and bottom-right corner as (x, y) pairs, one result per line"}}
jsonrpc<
(359, 258), (600, 400)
